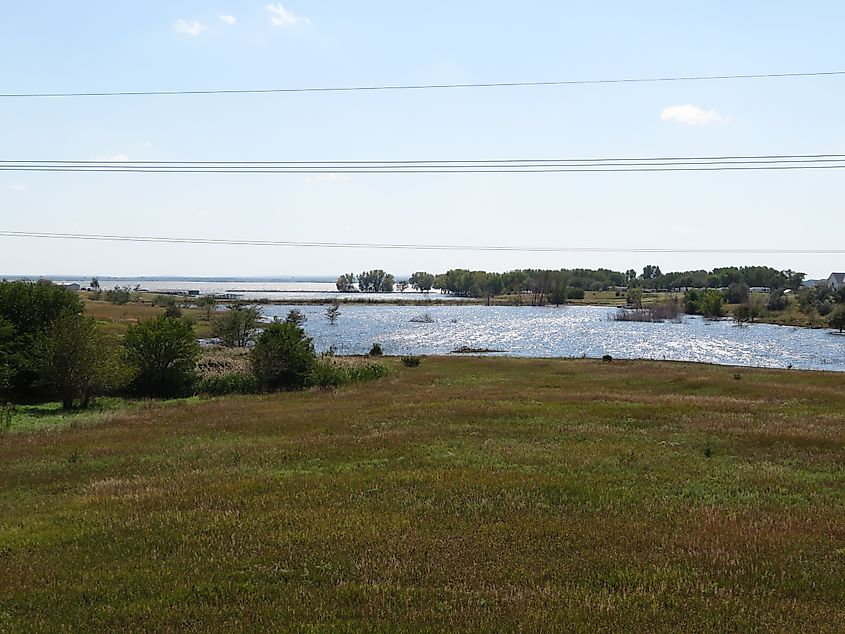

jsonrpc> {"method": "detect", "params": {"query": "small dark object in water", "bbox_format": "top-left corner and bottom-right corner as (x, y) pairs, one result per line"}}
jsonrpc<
(451, 346), (504, 354)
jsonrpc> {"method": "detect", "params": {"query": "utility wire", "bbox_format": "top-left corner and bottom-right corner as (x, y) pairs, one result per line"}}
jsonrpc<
(0, 230), (843, 254)
(1, 70), (843, 99)
(2, 155), (845, 173)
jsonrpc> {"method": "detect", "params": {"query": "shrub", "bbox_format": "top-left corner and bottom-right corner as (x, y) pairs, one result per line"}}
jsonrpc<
(105, 286), (136, 305)
(724, 282), (750, 304)
(684, 289), (724, 317)
(369, 343), (384, 356)
(767, 289), (789, 311)
(251, 321), (316, 391)
(401, 355), (422, 367)
(307, 356), (390, 388)
(602, 354), (613, 363)
(124, 316), (200, 397)
(567, 288), (586, 300)
(196, 373), (258, 396)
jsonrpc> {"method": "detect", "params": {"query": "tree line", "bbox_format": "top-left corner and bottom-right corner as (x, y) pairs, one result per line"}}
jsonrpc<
(339, 265), (808, 304)
(0, 281), (386, 412)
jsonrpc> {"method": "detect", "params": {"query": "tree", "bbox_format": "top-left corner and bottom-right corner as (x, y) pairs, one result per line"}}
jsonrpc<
(409, 272), (435, 293)
(626, 287), (643, 309)
(34, 315), (131, 409)
(90, 277), (100, 291)
(251, 321), (316, 391)
(358, 270), (395, 293)
(396, 280), (409, 292)
(124, 316), (200, 397)
(325, 303), (341, 325)
(214, 304), (262, 347)
(196, 295), (216, 321)
(829, 305), (845, 333)
(336, 273), (357, 292)
(0, 280), (84, 397)
(733, 302), (762, 325)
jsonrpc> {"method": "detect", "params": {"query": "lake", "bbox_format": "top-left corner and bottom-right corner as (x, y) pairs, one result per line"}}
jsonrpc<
(261, 304), (845, 371)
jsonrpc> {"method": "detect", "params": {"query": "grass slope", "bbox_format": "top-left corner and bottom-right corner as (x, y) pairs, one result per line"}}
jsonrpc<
(1, 358), (844, 632)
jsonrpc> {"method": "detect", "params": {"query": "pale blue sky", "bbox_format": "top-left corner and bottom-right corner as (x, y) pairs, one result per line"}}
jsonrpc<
(1, 1), (844, 278)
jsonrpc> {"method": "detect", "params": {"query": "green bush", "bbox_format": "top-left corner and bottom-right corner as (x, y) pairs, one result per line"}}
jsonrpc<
(307, 356), (390, 388)
(567, 288), (586, 300)
(369, 343), (384, 356)
(196, 373), (258, 396)
(251, 321), (316, 391)
(124, 316), (200, 397)
(401, 355), (422, 368)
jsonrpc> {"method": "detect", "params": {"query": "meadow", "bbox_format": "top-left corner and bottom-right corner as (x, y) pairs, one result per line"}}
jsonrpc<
(1, 357), (843, 632)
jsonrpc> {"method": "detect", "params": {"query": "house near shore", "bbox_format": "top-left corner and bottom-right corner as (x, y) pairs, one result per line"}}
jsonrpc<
(828, 273), (845, 290)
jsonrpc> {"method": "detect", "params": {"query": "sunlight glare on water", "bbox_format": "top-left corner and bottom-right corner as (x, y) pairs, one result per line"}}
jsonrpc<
(261, 305), (845, 371)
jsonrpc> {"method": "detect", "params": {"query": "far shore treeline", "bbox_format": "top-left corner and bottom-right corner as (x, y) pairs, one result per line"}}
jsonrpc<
(338, 265), (808, 299)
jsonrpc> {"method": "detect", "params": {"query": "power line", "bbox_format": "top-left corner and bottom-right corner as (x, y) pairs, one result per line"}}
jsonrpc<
(2, 155), (845, 174)
(1, 230), (843, 255)
(2, 70), (843, 99)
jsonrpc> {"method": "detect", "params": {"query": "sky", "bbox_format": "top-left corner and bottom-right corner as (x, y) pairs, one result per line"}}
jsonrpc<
(1, 1), (844, 279)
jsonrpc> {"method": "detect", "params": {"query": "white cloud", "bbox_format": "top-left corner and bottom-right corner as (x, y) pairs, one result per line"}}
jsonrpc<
(8, 184), (29, 192)
(266, 3), (310, 27)
(218, 14), (237, 25)
(175, 19), (206, 36)
(661, 104), (723, 126)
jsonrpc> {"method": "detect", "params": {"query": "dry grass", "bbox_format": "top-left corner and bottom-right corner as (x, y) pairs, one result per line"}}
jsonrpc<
(1, 357), (843, 632)
(84, 298), (212, 337)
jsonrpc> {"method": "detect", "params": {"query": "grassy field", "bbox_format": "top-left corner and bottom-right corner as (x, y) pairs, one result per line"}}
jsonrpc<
(1, 358), (843, 632)
(83, 297), (213, 337)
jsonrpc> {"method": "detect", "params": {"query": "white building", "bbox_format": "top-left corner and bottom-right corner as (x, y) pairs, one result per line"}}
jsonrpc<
(827, 273), (845, 290)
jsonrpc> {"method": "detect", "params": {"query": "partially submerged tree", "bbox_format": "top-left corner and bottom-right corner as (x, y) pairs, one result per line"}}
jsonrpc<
(325, 303), (341, 325)
(214, 304), (262, 347)
(285, 309), (307, 326)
